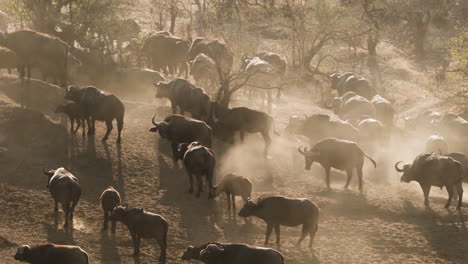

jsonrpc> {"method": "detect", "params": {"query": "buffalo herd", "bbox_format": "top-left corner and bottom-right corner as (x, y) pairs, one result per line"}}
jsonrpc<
(2, 27), (467, 264)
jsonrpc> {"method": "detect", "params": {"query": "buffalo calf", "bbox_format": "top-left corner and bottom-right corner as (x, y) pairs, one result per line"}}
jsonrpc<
(100, 186), (121, 233)
(14, 244), (89, 264)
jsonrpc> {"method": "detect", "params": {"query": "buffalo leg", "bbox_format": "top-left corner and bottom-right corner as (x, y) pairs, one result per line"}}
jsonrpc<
(7, 68), (11, 74)
(232, 194), (236, 210)
(240, 131), (245, 143)
(445, 184), (454, 209)
(309, 223), (318, 247)
(274, 224), (281, 245)
(357, 167), (364, 192)
(88, 117), (95, 135)
(456, 183), (463, 210)
(103, 211), (108, 230)
(344, 169), (353, 190)
(131, 233), (139, 256)
(116, 116), (123, 143)
(102, 120), (113, 141)
(207, 169), (214, 199)
(81, 118), (86, 137)
(324, 167), (331, 190)
(420, 184), (431, 207)
(196, 175), (203, 198)
(111, 219), (117, 233)
(74, 119), (81, 135)
(70, 117), (75, 134)
(298, 223), (310, 245)
(187, 173), (194, 193)
(156, 233), (167, 263)
(171, 142), (178, 163)
(262, 132), (271, 158)
(226, 192), (231, 210)
(265, 224), (273, 245)
(54, 200), (59, 212)
(62, 202), (71, 227)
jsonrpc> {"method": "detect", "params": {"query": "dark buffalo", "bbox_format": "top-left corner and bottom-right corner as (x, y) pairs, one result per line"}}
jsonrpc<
(298, 138), (376, 191)
(100, 186), (121, 233)
(64, 85), (125, 143)
(198, 243), (284, 264)
(143, 32), (189, 76)
(0, 29), (70, 86)
(213, 173), (252, 211)
(299, 113), (359, 144)
(210, 102), (279, 157)
(395, 153), (464, 210)
(154, 78), (211, 121)
(149, 114), (212, 162)
(436, 113), (468, 152)
(55, 103), (86, 136)
(177, 142), (216, 198)
(330, 72), (376, 99)
(357, 118), (384, 150)
(109, 206), (168, 263)
(43, 168), (81, 227)
(190, 53), (218, 90)
(404, 110), (442, 133)
(188, 38), (233, 72)
(327, 91), (376, 121)
(239, 196), (320, 247)
(371, 95), (394, 127)
(447, 152), (468, 182)
(14, 244), (89, 264)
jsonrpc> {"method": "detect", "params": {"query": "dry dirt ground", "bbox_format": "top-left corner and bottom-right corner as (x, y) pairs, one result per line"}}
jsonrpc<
(0, 74), (468, 264)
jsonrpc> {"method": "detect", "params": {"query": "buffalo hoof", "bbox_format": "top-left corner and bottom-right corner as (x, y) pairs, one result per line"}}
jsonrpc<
(116, 138), (121, 144)
(88, 130), (95, 135)
(133, 252), (140, 257)
(457, 206), (462, 211)
(102, 137), (108, 142)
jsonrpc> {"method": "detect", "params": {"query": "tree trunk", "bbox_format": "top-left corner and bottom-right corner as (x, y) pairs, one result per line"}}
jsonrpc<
(169, 2), (177, 35)
(414, 12), (429, 61)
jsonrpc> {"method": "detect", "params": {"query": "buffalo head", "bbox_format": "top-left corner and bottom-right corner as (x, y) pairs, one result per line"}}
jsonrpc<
(43, 169), (56, 189)
(14, 245), (30, 261)
(64, 85), (81, 102)
(149, 115), (170, 138)
(200, 244), (224, 262)
(153, 80), (171, 98)
(238, 197), (257, 217)
(298, 146), (321, 170)
(181, 245), (200, 260)
(394, 161), (413, 183)
(109, 206), (128, 221)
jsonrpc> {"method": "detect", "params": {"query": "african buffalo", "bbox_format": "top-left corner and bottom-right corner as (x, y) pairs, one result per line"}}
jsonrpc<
(0, 29), (71, 86)
(210, 102), (278, 157)
(327, 91), (376, 121)
(64, 85), (125, 143)
(199, 243), (284, 264)
(425, 135), (448, 155)
(100, 186), (121, 233)
(330, 72), (376, 100)
(190, 53), (218, 91)
(357, 118), (384, 150)
(14, 244), (89, 264)
(149, 114), (212, 162)
(370, 95), (394, 127)
(213, 173), (252, 210)
(395, 153), (464, 210)
(239, 196), (320, 247)
(299, 113), (359, 144)
(110, 206), (168, 263)
(43, 168), (81, 227)
(143, 32), (189, 76)
(243, 52), (286, 98)
(242, 56), (280, 109)
(447, 152), (468, 182)
(177, 142), (216, 198)
(154, 78), (211, 121)
(55, 103), (86, 136)
(298, 138), (377, 191)
(188, 38), (233, 72)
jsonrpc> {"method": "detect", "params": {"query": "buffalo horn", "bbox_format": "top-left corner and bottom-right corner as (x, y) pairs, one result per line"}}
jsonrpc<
(394, 161), (404, 173)
(297, 146), (305, 155)
(325, 99), (334, 108)
(151, 115), (158, 127)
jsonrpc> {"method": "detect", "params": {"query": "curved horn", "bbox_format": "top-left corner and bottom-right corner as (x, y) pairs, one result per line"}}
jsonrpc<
(304, 114), (309, 120)
(43, 168), (50, 175)
(297, 146), (305, 155)
(394, 161), (404, 173)
(153, 78), (162, 88)
(151, 115), (158, 126)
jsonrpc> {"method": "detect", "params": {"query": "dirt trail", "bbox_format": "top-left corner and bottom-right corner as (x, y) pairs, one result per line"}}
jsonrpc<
(0, 76), (468, 264)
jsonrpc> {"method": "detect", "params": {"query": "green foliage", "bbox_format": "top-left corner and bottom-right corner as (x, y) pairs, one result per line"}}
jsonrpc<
(1, 0), (135, 53)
